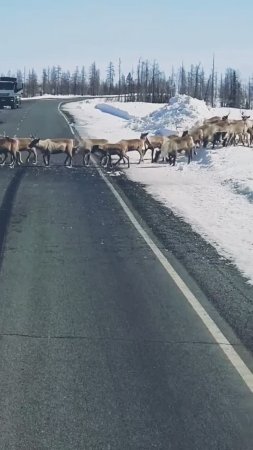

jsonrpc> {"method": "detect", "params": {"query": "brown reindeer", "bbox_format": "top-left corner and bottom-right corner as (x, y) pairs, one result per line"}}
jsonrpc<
(117, 136), (147, 163)
(160, 134), (195, 165)
(203, 113), (230, 124)
(0, 137), (19, 167)
(226, 115), (252, 146)
(99, 142), (130, 168)
(141, 133), (166, 162)
(14, 138), (38, 165)
(200, 119), (231, 148)
(28, 138), (75, 167)
(76, 138), (108, 166)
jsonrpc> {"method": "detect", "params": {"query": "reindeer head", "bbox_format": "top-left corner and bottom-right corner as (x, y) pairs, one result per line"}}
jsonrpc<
(222, 112), (230, 121)
(140, 132), (149, 140)
(140, 132), (151, 149)
(29, 138), (40, 148)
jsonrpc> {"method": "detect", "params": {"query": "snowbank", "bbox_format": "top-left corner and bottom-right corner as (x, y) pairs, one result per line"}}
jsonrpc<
(127, 94), (212, 135)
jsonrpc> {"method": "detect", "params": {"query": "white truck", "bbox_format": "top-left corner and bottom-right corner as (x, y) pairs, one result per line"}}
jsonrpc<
(0, 77), (23, 109)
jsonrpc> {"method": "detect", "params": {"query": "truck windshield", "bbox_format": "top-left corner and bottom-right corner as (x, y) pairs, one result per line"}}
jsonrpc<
(0, 82), (14, 90)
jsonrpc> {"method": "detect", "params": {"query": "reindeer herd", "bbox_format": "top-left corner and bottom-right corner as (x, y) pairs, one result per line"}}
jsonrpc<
(0, 112), (253, 169)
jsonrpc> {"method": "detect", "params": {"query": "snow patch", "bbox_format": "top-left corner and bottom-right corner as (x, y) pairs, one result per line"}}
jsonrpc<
(95, 103), (134, 120)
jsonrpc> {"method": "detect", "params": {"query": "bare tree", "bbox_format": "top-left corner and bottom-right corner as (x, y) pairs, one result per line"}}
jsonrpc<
(89, 62), (100, 96)
(61, 71), (71, 95)
(211, 55), (215, 107)
(106, 61), (115, 95)
(27, 69), (38, 97)
(80, 66), (87, 96)
(72, 66), (80, 95)
(178, 64), (187, 95)
(42, 68), (48, 94)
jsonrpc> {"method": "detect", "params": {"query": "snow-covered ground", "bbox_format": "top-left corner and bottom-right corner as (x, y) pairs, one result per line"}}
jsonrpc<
(22, 94), (84, 100)
(21, 93), (123, 101)
(63, 95), (253, 285)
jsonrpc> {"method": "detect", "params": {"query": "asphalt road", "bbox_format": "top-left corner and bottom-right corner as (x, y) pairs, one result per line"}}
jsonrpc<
(0, 99), (252, 450)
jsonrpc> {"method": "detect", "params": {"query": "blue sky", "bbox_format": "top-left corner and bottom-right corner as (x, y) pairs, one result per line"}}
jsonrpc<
(1, 0), (253, 80)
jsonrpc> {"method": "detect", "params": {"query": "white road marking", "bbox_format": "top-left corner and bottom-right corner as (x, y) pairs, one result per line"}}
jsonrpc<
(58, 102), (75, 135)
(97, 166), (253, 393)
(60, 104), (253, 393)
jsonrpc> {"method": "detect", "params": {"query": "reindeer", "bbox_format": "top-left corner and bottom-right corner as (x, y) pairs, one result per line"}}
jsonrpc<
(182, 128), (203, 150)
(117, 136), (147, 163)
(76, 138), (108, 166)
(159, 134), (195, 165)
(203, 113), (230, 124)
(200, 119), (230, 148)
(246, 126), (253, 146)
(0, 136), (38, 166)
(226, 114), (252, 146)
(99, 142), (130, 168)
(14, 138), (38, 165)
(0, 137), (19, 167)
(28, 138), (75, 167)
(152, 135), (179, 163)
(201, 114), (230, 147)
(141, 133), (167, 162)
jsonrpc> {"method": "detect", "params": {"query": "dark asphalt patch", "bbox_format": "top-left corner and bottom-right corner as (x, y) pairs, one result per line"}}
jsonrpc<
(0, 168), (26, 270)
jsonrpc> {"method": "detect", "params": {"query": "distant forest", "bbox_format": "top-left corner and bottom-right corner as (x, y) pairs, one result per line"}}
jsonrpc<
(4, 59), (253, 108)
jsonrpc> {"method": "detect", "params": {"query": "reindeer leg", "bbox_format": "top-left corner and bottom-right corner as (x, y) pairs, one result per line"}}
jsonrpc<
(151, 147), (155, 162)
(100, 154), (107, 167)
(114, 155), (122, 167)
(17, 151), (23, 166)
(188, 148), (193, 164)
(170, 151), (176, 166)
(26, 151), (31, 164)
(67, 154), (73, 168)
(83, 151), (90, 167)
(32, 148), (37, 165)
(9, 153), (15, 168)
(0, 153), (8, 166)
(86, 152), (90, 167)
(26, 149), (35, 164)
(153, 149), (161, 163)
(222, 135), (228, 147)
(43, 152), (50, 166)
(64, 154), (69, 166)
